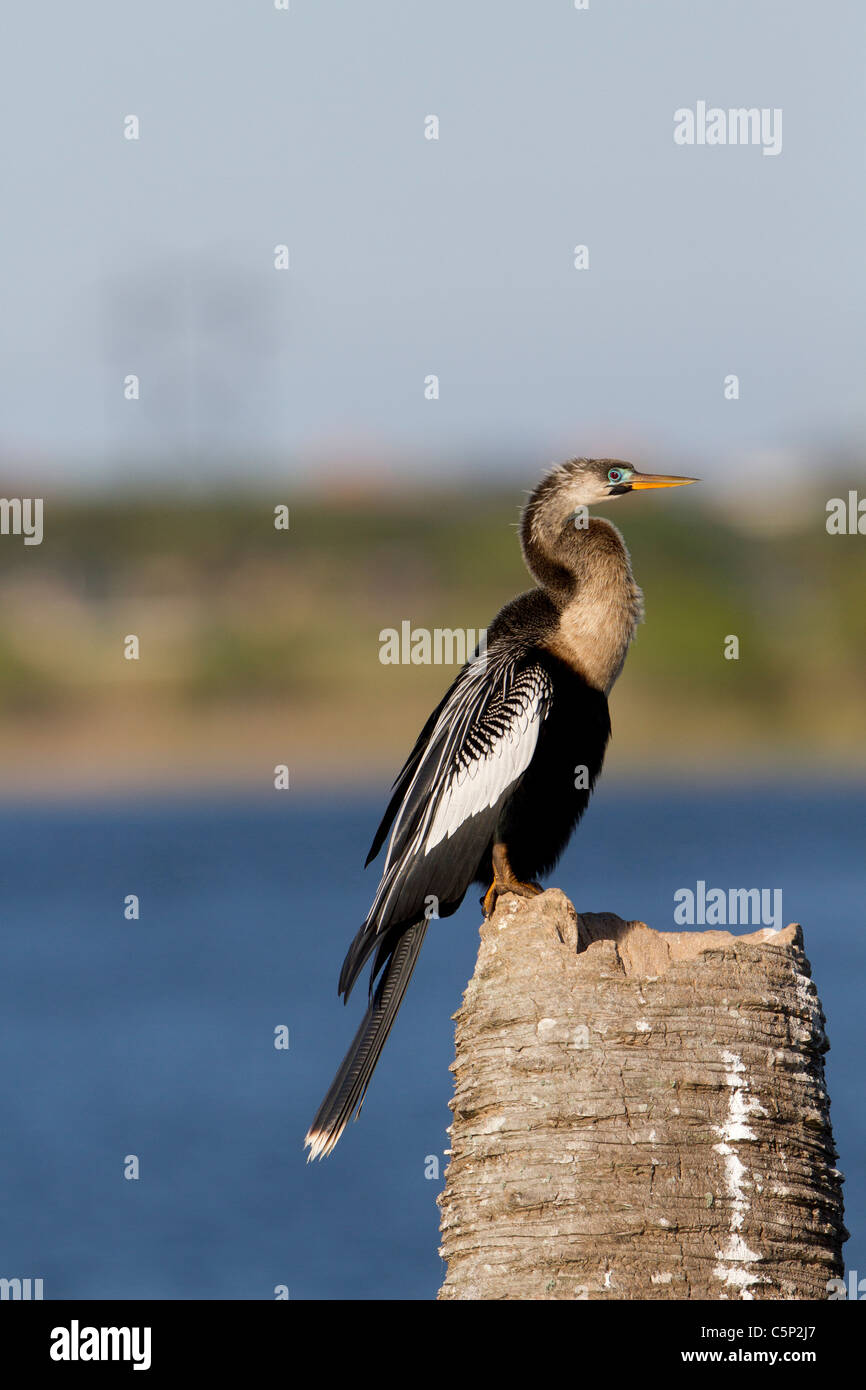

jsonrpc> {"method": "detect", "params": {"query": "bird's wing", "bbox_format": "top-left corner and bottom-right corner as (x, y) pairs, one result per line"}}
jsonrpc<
(365, 680), (454, 867)
(340, 645), (554, 998)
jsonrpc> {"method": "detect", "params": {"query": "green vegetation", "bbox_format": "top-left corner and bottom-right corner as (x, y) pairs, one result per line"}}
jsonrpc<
(0, 486), (863, 784)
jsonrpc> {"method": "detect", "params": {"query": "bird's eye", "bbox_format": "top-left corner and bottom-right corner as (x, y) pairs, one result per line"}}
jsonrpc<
(607, 467), (624, 484)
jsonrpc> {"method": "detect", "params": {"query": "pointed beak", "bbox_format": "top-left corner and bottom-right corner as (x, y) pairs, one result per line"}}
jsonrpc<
(629, 472), (699, 490)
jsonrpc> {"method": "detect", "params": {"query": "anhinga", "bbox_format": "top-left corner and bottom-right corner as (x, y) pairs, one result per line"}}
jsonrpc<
(305, 458), (697, 1159)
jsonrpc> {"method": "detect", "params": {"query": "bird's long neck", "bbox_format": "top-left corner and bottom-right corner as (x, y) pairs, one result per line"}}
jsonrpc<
(521, 508), (644, 694)
(519, 494), (576, 603)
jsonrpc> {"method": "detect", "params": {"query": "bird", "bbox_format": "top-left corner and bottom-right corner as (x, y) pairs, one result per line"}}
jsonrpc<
(305, 457), (697, 1159)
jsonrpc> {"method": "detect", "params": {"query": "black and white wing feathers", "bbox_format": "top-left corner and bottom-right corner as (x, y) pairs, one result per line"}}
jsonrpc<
(339, 645), (554, 999)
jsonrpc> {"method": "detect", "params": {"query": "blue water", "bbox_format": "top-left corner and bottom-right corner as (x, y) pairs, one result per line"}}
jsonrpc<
(0, 783), (863, 1300)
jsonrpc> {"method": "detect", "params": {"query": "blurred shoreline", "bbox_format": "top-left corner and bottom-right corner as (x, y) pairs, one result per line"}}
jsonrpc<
(2, 705), (865, 803)
(0, 485), (862, 802)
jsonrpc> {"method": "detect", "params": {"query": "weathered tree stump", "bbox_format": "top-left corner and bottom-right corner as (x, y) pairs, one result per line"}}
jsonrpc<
(437, 889), (845, 1300)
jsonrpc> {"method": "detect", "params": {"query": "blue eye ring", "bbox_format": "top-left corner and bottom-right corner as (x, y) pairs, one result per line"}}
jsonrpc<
(607, 467), (625, 484)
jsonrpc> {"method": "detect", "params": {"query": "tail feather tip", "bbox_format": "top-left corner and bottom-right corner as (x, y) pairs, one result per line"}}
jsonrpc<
(304, 1125), (342, 1162)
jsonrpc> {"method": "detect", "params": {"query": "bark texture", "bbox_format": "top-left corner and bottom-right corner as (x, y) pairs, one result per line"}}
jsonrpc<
(437, 889), (845, 1300)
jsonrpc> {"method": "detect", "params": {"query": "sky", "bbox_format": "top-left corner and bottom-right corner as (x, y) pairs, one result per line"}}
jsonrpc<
(2, 0), (865, 491)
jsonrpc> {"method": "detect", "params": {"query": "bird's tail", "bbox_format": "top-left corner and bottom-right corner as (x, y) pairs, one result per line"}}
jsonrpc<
(305, 919), (429, 1160)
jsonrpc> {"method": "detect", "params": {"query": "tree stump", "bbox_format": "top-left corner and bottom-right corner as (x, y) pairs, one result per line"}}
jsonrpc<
(437, 889), (845, 1300)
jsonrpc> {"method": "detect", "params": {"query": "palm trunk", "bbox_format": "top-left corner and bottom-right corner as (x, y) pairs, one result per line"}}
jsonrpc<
(437, 889), (845, 1300)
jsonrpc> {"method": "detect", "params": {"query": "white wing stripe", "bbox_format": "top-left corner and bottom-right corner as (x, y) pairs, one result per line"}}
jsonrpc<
(370, 649), (553, 925)
(423, 681), (547, 853)
(381, 650), (496, 877)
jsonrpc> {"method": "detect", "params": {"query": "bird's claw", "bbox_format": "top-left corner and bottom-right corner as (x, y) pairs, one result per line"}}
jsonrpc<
(481, 879), (543, 918)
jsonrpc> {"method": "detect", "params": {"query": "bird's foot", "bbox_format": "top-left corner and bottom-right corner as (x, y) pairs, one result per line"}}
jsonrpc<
(481, 878), (543, 919)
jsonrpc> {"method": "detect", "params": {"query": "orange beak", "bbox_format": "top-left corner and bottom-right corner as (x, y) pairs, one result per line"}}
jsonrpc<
(629, 473), (699, 490)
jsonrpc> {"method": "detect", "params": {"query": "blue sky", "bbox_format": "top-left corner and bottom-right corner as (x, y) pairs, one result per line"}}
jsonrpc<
(2, 0), (864, 490)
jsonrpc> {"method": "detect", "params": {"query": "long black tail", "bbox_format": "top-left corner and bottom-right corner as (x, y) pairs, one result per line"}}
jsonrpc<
(304, 919), (429, 1160)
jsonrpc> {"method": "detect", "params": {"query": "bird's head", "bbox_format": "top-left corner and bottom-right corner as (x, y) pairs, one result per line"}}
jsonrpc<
(521, 458), (699, 593)
(538, 457), (699, 512)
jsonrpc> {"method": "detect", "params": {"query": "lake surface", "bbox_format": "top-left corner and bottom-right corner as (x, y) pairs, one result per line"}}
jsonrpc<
(0, 783), (863, 1300)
